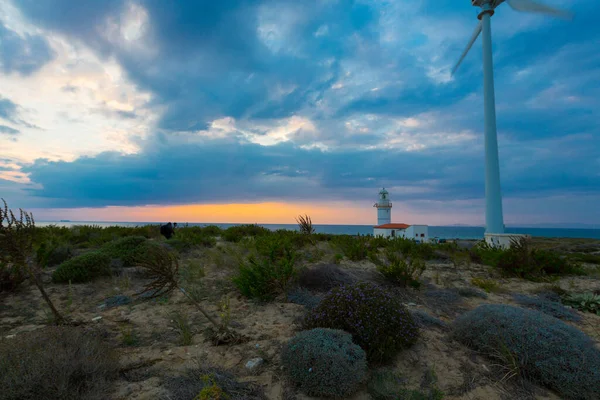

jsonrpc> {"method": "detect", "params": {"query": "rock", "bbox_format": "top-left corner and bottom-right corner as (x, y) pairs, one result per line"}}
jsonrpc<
(245, 358), (264, 371)
(92, 316), (102, 322)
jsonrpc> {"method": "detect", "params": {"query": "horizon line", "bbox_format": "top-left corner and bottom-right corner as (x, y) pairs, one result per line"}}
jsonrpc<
(35, 220), (599, 230)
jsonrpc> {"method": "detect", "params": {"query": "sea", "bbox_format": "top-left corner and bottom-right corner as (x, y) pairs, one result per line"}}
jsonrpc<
(36, 221), (600, 240)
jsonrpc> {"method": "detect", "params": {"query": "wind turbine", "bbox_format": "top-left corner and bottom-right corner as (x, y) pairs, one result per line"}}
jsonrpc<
(451, 0), (573, 241)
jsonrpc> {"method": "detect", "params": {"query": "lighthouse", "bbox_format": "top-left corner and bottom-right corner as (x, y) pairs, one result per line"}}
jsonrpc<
(373, 187), (430, 242)
(373, 188), (392, 226)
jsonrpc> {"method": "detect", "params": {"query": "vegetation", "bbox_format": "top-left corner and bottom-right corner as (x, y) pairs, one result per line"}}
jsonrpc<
(233, 236), (297, 301)
(36, 242), (73, 268)
(296, 263), (355, 292)
(281, 328), (367, 398)
(0, 326), (118, 400)
(222, 224), (271, 243)
(52, 251), (112, 283)
(332, 234), (371, 261)
(456, 286), (488, 299)
(512, 293), (581, 322)
(2, 215), (599, 399)
(473, 237), (584, 279)
(303, 282), (419, 362)
(372, 249), (426, 288)
(471, 277), (500, 293)
(132, 242), (232, 341)
(100, 235), (148, 266)
(295, 214), (315, 235)
(163, 363), (265, 400)
(286, 287), (322, 309)
(368, 369), (445, 400)
(1, 199), (64, 323)
(171, 311), (194, 346)
(562, 292), (600, 315)
(453, 304), (600, 400)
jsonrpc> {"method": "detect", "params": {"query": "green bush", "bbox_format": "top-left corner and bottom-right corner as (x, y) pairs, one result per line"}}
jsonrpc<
(222, 224), (271, 242)
(475, 238), (583, 278)
(332, 235), (370, 261)
(36, 242), (74, 268)
(387, 238), (435, 260)
(100, 236), (148, 266)
(368, 369), (445, 400)
(0, 262), (26, 292)
(52, 251), (111, 283)
(452, 304), (600, 400)
(0, 326), (118, 400)
(297, 263), (355, 292)
(303, 282), (418, 362)
(163, 364), (265, 400)
(233, 237), (297, 301)
(563, 292), (600, 315)
(373, 249), (426, 288)
(200, 225), (223, 236)
(470, 241), (504, 266)
(169, 229), (217, 251)
(281, 328), (367, 398)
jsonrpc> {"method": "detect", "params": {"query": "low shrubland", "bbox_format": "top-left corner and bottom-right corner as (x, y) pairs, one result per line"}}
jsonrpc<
(233, 235), (298, 301)
(296, 263), (355, 292)
(368, 369), (445, 400)
(0, 326), (118, 400)
(163, 362), (265, 400)
(52, 251), (112, 283)
(303, 282), (418, 362)
(472, 238), (584, 279)
(453, 304), (600, 399)
(512, 293), (581, 322)
(371, 248), (426, 288)
(562, 292), (600, 315)
(281, 328), (367, 397)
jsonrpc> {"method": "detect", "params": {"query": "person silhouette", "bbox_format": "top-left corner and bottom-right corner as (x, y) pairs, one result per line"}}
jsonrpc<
(160, 222), (174, 239)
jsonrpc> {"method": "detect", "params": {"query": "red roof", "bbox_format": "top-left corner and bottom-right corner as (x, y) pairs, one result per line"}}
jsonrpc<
(374, 223), (411, 229)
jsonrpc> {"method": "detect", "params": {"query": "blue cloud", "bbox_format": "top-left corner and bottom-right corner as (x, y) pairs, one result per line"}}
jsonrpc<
(6, 0), (600, 223)
(0, 22), (55, 75)
(17, 130), (599, 209)
(0, 125), (19, 135)
(0, 96), (19, 122)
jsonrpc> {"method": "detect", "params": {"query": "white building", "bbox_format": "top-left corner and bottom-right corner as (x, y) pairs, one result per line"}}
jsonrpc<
(373, 188), (429, 242)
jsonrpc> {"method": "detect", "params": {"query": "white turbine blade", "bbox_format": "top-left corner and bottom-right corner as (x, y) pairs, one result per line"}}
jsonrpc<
(505, 0), (574, 20)
(451, 21), (483, 76)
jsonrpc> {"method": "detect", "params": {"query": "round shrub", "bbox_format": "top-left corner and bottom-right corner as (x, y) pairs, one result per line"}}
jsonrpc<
(47, 244), (74, 266)
(297, 263), (355, 292)
(100, 236), (148, 267)
(452, 304), (600, 400)
(52, 251), (111, 283)
(281, 328), (367, 397)
(303, 282), (418, 362)
(0, 326), (118, 400)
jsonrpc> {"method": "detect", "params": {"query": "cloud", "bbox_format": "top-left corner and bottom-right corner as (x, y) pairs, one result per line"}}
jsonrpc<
(16, 126), (599, 210)
(0, 95), (38, 129)
(0, 21), (55, 75)
(4, 0), (599, 224)
(0, 125), (19, 135)
(0, 96), (19, 122)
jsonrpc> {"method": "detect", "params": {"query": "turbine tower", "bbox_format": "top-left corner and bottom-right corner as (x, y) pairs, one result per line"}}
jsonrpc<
(451, 0), (573, 238)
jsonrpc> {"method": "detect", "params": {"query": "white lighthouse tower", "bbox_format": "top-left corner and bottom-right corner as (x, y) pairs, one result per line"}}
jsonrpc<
(373, 188), (392, 226)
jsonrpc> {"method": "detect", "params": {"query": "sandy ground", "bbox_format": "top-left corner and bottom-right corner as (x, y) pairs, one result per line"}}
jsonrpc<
(1, 238), (599, 400)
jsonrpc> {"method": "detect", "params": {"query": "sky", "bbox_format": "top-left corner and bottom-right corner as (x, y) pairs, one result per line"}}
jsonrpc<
(0, 0), (598, 227)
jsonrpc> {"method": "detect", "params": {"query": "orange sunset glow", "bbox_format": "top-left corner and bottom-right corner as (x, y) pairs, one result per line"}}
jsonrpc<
(31, 202), (375, 225)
